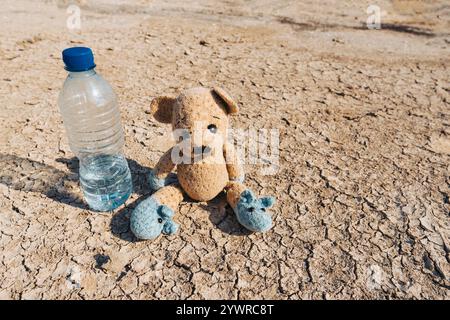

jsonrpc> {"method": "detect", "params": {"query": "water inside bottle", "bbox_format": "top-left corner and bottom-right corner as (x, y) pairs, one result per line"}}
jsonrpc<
(79, 154), (132, 211)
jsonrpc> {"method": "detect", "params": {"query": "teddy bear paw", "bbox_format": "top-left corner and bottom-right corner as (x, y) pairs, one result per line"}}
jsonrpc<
(234, 189), (275, 232)
(148, 170), (178, 191)
(130, 196), (179, 240)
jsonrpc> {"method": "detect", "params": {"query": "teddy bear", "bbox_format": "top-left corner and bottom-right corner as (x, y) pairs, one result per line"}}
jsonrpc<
(130, 87), (275, 240)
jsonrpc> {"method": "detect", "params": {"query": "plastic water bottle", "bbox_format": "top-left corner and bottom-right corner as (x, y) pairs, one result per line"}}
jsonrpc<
(58, 47), (132, 211)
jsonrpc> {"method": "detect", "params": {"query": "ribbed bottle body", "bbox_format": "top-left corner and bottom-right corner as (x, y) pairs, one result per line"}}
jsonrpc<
(58, 69), (132, 211)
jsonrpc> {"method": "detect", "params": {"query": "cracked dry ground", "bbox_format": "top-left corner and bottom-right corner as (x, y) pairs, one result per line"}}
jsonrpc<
(0, 0), (449, 299)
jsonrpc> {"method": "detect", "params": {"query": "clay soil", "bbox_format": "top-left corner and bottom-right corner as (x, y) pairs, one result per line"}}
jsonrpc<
(0, 0), (449, 299)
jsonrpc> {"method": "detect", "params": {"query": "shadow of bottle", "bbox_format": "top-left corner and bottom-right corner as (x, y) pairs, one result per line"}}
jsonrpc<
(0, 154), (154, 210)
(0, 153), (86, 209)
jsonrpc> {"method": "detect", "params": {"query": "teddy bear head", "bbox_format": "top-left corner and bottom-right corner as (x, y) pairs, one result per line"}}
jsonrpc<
(150, 87), (239, 155)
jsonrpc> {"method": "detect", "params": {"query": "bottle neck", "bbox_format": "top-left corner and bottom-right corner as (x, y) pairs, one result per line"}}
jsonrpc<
(68, 68), (96, 78)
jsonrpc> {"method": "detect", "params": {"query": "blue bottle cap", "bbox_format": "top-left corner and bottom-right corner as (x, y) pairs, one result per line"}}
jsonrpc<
(62, 47), (96, 72)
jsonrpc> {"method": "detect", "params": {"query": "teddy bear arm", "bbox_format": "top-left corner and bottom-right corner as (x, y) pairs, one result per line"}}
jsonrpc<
(223, 142), (245, 183)
(153, 147), (177, 178)
(149, 147), (178, 191)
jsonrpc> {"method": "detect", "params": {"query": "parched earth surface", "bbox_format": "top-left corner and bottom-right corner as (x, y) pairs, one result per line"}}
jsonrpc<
(0, 0), (449, 299)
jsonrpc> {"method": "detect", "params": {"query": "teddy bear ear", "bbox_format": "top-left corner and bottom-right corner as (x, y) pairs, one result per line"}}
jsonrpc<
(212, 87), (239, 114)
(150, 96), (176, 123)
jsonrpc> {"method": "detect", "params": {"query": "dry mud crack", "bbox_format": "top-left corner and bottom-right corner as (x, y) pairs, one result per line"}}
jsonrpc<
(0, 0), (449, 299)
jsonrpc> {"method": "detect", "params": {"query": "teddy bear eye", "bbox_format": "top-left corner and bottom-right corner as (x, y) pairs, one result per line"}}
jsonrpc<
(207, 124), (218, 134)
(157, 218), (163, 224)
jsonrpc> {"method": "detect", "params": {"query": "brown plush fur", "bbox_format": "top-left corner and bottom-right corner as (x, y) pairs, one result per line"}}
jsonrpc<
(225, 181), (247, 209)
(152, 184), (184, 212)
(149, 87), (245, 208)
